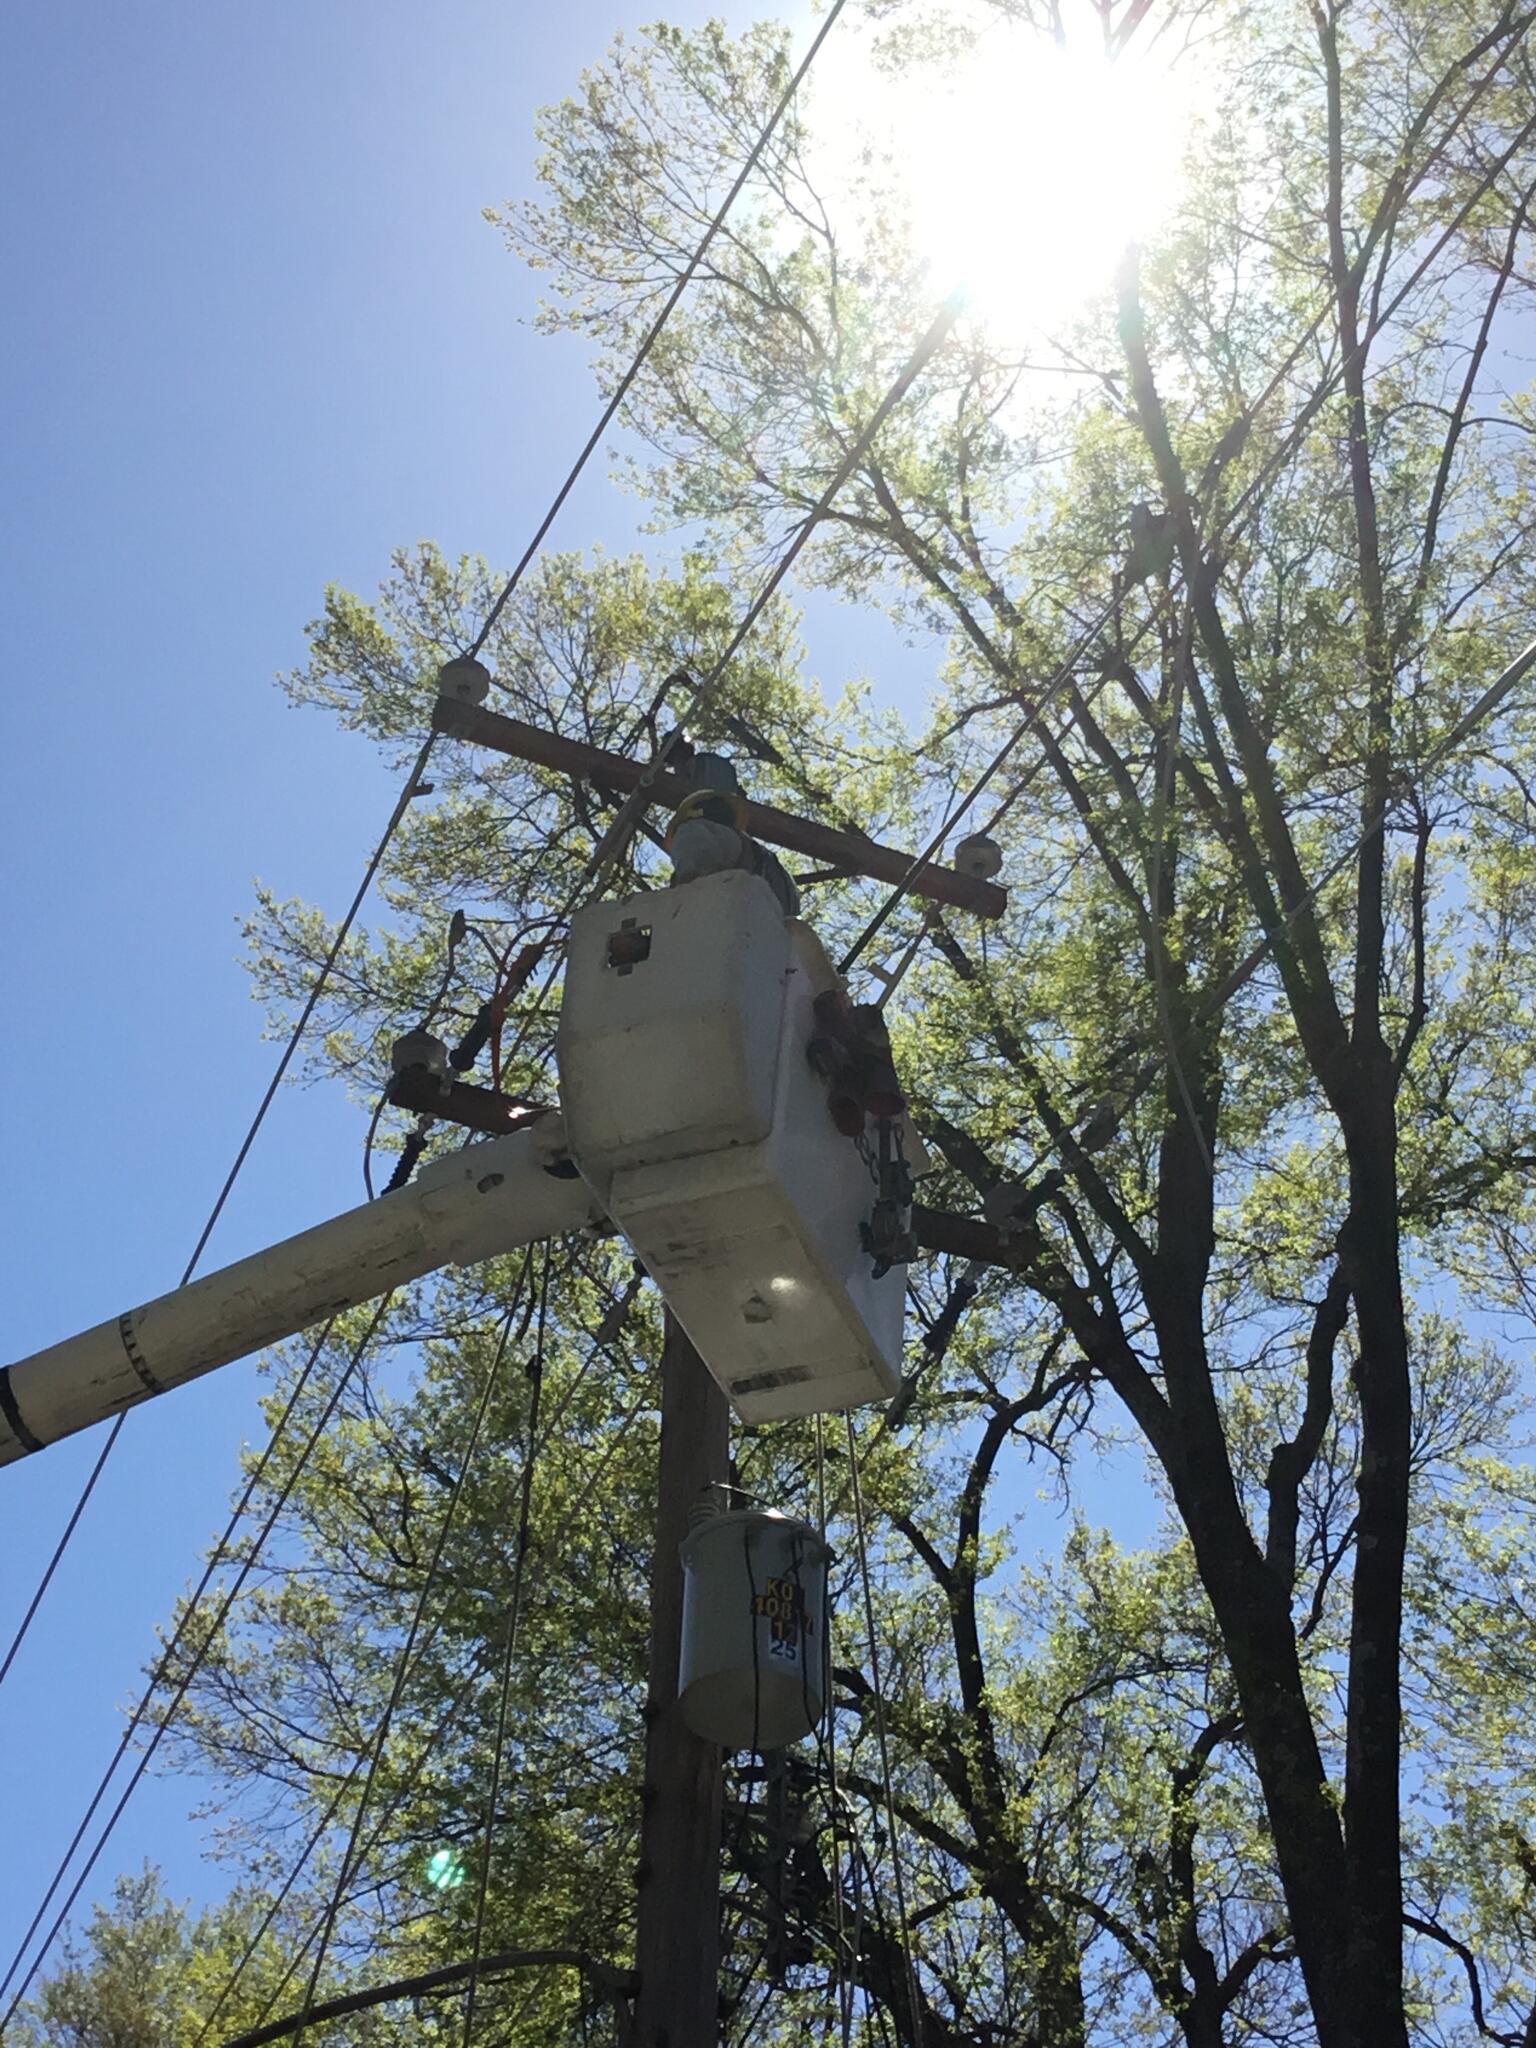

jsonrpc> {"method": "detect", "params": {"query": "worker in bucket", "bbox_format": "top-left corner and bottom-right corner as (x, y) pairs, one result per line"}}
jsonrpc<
(665, 751), (800, 916)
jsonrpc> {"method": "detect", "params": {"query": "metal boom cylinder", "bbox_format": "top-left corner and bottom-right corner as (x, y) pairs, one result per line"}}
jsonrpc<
(0, 1125), (598, 1466)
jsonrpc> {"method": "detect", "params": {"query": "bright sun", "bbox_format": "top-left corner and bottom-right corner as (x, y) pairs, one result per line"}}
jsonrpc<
(814, 17), (1194, 342)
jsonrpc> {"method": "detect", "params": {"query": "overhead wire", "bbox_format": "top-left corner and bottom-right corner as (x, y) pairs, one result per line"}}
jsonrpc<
(288, 1263), (533, 2044)
(8, 2), (862, 1996)
(24, 16), (1515, 2036)
(213, 1654), (494, 2045)
(366, 0), (865, 1154)
(461, 1240), (552, 2045)
(199, 1279), (655, 2047)
(843, 1411), (924, 2041)
(0, 1309), (348, 2010)
(0, 1295), (399, 2027)
(0, 735), (436, 1695)
(482, 294), (967, 1088)
(462, 0), (853, 661)
(191, 1756), (364, 2047)
(814, 1411), (854, 2046)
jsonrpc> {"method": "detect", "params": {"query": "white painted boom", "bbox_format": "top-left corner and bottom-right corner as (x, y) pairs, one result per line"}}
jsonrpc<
(0, 1123), (598, 1467)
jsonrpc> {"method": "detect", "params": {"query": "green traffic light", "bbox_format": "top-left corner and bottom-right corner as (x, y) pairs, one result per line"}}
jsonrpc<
(427, 1846), (466, 1891)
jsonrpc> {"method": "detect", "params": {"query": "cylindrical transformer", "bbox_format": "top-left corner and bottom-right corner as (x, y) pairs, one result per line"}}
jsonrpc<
(677, 1508), (829, 1750)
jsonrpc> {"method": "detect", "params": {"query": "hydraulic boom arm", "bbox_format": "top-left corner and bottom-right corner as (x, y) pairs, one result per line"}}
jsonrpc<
(0, 1123), (598, 1466)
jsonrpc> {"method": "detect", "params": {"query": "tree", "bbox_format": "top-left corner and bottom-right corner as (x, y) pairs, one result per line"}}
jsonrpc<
(10, 1869), (294, 2048)
(28, 1), (1536, 2042)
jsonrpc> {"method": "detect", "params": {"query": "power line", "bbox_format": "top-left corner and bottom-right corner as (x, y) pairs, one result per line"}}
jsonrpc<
(200, 1292), (654, 2045)
(0, 738), (436, 1692)
(462, 1241), (552, 2044)
(464, 0), (851, 660)
(5, 14), (859, 1992)
(191, 1757), (362, 2048)
(5, 0), (854, 1694)
(483, 293), (967, 1086)
(208, 1655), (491, 2045)
(0, 1314), (344, 2012)
(289, 1269), (532, 2044)
(1, 1297), (398, 2026)
(844, 1411), (924, 2041)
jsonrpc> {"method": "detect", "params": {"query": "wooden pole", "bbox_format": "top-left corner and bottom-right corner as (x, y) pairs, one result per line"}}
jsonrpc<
(634, 1314), (730, 2046)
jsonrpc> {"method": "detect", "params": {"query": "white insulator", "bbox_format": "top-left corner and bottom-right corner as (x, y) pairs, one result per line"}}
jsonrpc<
(437, 655), (491, 705)
(391, 1026), (450, 1083)
(953, 830), (1003, 880)
(678, 1508), (829, 1749)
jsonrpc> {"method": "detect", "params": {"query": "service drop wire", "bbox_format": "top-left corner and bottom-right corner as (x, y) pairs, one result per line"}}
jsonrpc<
(290, 1262), (533, 2046)
(206, 1287), (652, 2046)
(844, 1411), (924, 2042)
(0, 1307), (345, 2012)
(814, 1412), (854, 2046)
(490, 291), (967, 1081)
(0, 733), (437, 1697)
(461, 1239), (552, 2045)
(0, 1296), (399, 2027)
(464, 0), (852, 660)
(211, 1649), (493, 2047)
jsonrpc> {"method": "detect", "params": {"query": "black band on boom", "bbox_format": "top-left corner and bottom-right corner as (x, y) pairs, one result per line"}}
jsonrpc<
(117, 1313), (163, 1397)
(0, 1365), (44, 1455)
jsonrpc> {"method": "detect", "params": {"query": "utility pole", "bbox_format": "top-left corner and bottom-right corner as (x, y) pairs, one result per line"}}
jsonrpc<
(634, 1313), (730, 2047)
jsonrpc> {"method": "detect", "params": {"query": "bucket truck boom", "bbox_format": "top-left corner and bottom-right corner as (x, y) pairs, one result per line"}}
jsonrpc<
(0, 1121), (598, 1466)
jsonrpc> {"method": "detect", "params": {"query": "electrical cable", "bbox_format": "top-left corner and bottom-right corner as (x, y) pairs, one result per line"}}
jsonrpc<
(10, 8), (869, 2013)
(0, 1295), (398, 2026)
(462, 0), (854, 662)
(814, 1412), (854, 2046)
(289, 1268), (532, 2044)
(0, 736), (437, 1695)
(461, 1241), (551, 2045)
(0, 1310), (347, 2010)
(485, 294), (967, 1086)
(844, 1410), (924, 2041)
(206, 1329), (655, 2046)
(0, 1430), (114, 1694)
(191, 1755), (363, 2047)
(212, 1655), (490, 2045)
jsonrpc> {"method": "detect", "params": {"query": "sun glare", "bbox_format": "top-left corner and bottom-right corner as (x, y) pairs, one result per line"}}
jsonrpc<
(816, 21), (1194, 343)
